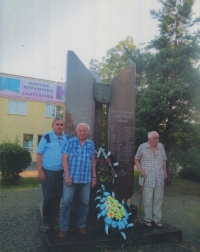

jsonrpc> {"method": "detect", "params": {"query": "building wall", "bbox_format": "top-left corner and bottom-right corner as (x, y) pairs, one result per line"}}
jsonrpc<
(0, 73), (65, 162)
(1, 97), (61, 162)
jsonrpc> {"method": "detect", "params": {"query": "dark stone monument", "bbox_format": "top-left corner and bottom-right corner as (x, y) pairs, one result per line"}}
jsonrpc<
(106, 63), (136, 200)
(65, 51), (135, 200)
(65, 51), (96, 139)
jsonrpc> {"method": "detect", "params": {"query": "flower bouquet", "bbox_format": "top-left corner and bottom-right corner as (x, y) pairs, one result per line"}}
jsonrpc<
(95, 184), (134, 240)
(95, 147), (119, 188)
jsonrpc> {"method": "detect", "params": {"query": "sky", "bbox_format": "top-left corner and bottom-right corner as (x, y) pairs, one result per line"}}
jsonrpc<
(0, 0), (200, 82)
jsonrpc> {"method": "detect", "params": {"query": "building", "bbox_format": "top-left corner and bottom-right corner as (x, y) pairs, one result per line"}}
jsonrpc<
(0, 73), (65, 162)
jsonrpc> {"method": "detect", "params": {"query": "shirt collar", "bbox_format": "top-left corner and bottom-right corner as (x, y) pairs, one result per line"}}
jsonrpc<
(75, 136), (89, 144)
(144, 142), (161, 148)
(52, 131), (64, 140)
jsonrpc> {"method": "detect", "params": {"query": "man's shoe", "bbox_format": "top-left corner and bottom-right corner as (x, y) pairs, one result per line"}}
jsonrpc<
(77, 228), (87, 235)
(144, 221), (152, 228)
(153, 221), (163, 228)
(58, 230), (68, 239)
(42, 223), (50, 231)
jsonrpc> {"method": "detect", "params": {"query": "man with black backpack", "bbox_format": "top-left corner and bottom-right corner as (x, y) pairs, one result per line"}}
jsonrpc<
(37, 116), (68, 231)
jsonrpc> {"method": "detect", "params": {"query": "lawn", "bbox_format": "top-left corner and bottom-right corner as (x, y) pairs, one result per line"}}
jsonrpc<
(133, 169), (200, 196)
(0, 170), (199, 197)
(0, 177), (41, 190)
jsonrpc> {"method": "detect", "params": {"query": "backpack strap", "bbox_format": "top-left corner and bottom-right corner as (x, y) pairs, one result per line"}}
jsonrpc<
(44, 134), (50, 143)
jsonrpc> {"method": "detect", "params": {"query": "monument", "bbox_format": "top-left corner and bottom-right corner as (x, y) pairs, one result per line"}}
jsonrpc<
(65, 50), (135, 200)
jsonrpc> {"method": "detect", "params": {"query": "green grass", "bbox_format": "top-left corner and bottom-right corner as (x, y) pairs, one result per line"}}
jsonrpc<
(0, 177), (41, 190)
(134, 169), (200, 196)
(1, 170), (199, 196)
(134, 170), (140, 190)
(165, 176), (200, 197)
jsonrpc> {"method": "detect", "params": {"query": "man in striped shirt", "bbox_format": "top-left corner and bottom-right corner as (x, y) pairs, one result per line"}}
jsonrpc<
(135, 131), (167, 228)
(59, 123), (96, 239)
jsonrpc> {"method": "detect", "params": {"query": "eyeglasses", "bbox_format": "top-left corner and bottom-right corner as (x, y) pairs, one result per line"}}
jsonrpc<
(55, 124), (64, 126)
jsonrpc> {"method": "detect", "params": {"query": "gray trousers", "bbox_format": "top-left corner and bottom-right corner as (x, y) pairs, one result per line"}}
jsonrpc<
(143, 185), (164, 222)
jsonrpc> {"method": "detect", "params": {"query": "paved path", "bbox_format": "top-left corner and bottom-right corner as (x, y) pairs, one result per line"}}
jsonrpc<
(0, 172), (200, 252)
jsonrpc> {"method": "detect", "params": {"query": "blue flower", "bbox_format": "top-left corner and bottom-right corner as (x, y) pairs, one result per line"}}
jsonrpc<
(103, 192), (110, 197)
(117, 220), (126, 230)
(105, 217), (112, 225)
(101, 209), (107, 216)
(123, 214), (129, 221)
(100, 197), (107, 203)
(122, 218), (128, 226)
(100, 204), (106, 210)
(111, 220), (117, 228)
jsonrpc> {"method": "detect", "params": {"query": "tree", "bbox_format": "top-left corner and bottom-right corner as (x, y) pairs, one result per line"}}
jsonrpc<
(89, 36), (147, 85)
(89, 36), (149, 145)
(136, 0), (200, 180)
(89, 0), (200, 182)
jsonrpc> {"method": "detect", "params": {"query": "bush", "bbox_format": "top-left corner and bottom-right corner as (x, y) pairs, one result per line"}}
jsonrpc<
(179, 167), (200, 182)
(0, 142), (32, 185)
(178, 147), (200, 183)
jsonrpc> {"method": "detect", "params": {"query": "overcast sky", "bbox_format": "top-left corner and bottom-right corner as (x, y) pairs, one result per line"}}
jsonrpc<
(0, 0), (200, 82)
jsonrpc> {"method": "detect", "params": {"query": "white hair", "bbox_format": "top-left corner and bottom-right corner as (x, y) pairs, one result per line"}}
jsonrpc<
(148, 131), (159, 138)
(76, 123), (89, 131)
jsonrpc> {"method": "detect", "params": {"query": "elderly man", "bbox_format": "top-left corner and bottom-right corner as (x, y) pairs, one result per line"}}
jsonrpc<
(135, 131), (167, 228)
(37, 116), (68, 231)
(59, 123), (96, 239)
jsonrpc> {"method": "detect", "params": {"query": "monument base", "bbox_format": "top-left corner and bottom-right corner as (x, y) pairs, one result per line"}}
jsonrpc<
(39, 203), (182, 252)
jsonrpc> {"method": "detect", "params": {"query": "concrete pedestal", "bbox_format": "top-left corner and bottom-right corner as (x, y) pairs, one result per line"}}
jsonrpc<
(39, 203), (182, 252)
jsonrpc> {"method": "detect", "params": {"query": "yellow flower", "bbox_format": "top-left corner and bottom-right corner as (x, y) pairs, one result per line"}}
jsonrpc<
(106, 205), (112, 211)
(112, 203), (118, 208)
(113, 207), (119, 213)
(115, 213), (123, 220)
(120, 209), (125, 216)
(107, 210), (115, 218)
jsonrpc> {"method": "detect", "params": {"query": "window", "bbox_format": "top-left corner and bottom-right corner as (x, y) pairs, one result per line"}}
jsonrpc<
(7, 100), (27, 115)
(37, 135), (43, 146)
(23, 134), (33, 152)
(45, 104), (63, 118)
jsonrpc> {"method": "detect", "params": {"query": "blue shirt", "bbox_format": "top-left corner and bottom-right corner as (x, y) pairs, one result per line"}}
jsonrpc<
(37, 131), (68, 171)
(63, 136), (95, 183)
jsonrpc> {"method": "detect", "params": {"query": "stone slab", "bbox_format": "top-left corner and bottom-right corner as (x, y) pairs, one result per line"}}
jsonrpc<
(39, 203), (182, 252)
(43, 222), (182, 252)
(65, 51), (96, 140)
(106, 63), (136, 199)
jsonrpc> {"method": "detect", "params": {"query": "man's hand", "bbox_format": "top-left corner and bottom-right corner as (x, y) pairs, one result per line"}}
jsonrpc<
(65, 176), (72, 186)
(38, 170), (46, 182)
(140, 170), (146, 178)
(91, 178), (97, 188)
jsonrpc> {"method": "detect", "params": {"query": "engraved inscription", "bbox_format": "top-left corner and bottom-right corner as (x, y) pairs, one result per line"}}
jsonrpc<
(109, 109), (134, 166)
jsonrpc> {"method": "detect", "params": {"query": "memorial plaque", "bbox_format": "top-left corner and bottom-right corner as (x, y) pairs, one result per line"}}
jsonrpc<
(65, 51), (96, 140)
(94, 83), (113, 104)
(106, 63), (136, 199)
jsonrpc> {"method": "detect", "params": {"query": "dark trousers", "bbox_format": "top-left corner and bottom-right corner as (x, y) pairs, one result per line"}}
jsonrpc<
(42, 168), (63, 226)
